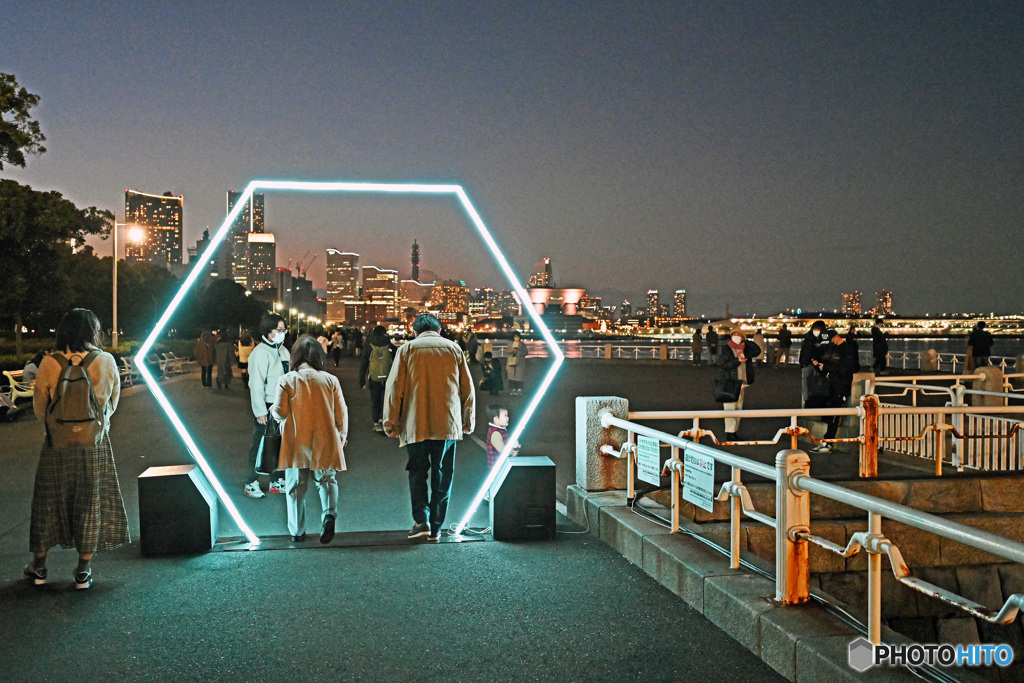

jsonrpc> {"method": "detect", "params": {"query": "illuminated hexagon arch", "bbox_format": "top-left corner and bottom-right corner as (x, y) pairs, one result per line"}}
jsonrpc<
(135, 180), (565, 546)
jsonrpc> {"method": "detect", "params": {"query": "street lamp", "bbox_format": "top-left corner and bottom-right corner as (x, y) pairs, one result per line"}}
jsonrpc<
(112, 220), (144, 348)
(298, 312), (306, 335)
(289, 308), (296, 328)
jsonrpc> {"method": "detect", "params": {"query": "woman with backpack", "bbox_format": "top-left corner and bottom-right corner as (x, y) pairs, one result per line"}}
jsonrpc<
(27, 308), (129, 590)
(359, 325), (396, 432)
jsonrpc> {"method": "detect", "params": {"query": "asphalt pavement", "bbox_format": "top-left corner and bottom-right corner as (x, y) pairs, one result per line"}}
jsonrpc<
(0, 355), (784, 682)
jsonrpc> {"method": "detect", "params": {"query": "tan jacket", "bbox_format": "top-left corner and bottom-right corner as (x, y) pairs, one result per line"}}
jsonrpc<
(271, 366), (348, 471)
(383, 331), (475, 447)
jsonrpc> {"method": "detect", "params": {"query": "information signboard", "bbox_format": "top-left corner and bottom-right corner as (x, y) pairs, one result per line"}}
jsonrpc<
(636, 436), (661, 486)
(683, 451), (716, 512)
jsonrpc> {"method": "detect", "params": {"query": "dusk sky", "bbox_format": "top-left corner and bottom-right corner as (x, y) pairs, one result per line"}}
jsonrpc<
(4, 2), (1023, 316)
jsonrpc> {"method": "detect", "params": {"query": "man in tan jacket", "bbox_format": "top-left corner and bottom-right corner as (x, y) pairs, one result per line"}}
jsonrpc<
(384, 314), (475, 541)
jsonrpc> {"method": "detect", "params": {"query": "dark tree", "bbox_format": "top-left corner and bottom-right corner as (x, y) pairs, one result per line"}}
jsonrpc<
(0, 73), (46, 171)
(175, 278), (265, 338)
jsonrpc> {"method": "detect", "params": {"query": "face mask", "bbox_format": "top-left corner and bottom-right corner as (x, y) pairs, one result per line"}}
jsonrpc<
(812, 330), (821, 337)
(269, 331), (283, 344)
(731, 335), (742, 344)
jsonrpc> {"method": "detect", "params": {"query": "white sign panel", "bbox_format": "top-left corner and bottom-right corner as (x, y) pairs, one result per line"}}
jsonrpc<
(683, 451), (716, 512)
(636, 436), (661, 486)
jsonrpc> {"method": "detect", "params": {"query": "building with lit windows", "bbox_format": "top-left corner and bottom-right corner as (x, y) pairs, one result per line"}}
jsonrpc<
(646, 289), (659, 316)
(226, 190), (265, 286)
(528, 258), (554, 288)
(363, 266), (400, 320)
(875, 290), (893, 317)
(493, 290), (521, 317)
(842, 291), (863, 317)
(326, 249), (360, 324)
(620, 300), (632, 318)
(125, 190), (183, 267)
(400, 280), (434, 315)
(410, 239), (421, 281)
(429, 280), (469, 321)
(246, 233), (275, 291)
(673, 290), (686, 317)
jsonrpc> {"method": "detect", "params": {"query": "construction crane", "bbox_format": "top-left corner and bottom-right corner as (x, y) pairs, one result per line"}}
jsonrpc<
(302, 253), (318, 278)
(294, 251), (311, 276)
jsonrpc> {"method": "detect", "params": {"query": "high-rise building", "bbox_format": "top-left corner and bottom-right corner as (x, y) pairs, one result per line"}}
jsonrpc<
(646, 289), (659, 316)
(620, 300), (632, 318)
(673, 290), (686, 317)
(326, 249), (360, 324)
(274, 267), (293, 310)
(125, 190), (183, 267)
(528, 258), (554, 288)
(494, 289), (520, 317)
(186, 228), (223, 284)
(430, 280), (469, 321)
(400, 280), (434, 315)
(411, 239), (420, 281)
(842, 291), (863, 317)
(226, 190), (265, 286)
(363, 266), (400, 319)
(875, 290), (893, 317)
(246, 233), (276, 291)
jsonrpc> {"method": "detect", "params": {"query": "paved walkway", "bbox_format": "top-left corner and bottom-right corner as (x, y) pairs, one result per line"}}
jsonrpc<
(1, 356), (783, 681)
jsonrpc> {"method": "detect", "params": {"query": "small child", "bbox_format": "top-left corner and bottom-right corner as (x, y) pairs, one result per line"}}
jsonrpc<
(486, 403), (519, 469)
(479, 351), (504, 395)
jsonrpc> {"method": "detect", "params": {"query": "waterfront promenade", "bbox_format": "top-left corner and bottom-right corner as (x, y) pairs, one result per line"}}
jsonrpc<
(0, 356), (784, 682)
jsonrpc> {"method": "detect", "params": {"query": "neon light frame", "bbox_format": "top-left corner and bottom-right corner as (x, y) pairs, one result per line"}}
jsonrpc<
(137, 180), (565, 546)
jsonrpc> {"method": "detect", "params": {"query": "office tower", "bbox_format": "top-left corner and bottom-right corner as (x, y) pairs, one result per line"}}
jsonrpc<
(291, 272), (317, 317)
(247, 233), (275, 291)
(411, 239), (420, 281)
(226, 190), (265, 286)
(363, 266), (400, 319)
(875, 290), (893, 317)
(674, 290), (686, 317)
(528, 258), (554, 288)
(646, 289), (659, 316)
(326, 249), (360, 324)
(274, 267), (293, 310)
(842, 291), (862, 317)
(401, 279), (434, 314)
(125, 190), (183, 267)
(430, 280), (469, 322)
(620, 300), (632, 318)
(494, 289), (521, 317)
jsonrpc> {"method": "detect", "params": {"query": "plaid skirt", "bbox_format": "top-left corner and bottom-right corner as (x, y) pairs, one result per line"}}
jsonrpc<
(30, 433), (131, 554)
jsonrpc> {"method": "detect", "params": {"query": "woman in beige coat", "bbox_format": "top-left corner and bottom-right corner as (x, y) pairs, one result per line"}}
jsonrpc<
(271, 335), (348, 544)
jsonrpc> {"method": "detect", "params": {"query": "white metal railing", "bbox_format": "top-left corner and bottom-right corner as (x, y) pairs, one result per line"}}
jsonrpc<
(599, 412), (1024, 645)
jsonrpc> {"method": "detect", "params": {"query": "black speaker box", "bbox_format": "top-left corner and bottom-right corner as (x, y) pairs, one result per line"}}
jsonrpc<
(138, 464), (218, 555)
(489, 456), (556, 541)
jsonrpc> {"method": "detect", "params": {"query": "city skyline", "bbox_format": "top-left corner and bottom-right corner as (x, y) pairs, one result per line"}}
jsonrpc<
(5, 4), (1024, 315)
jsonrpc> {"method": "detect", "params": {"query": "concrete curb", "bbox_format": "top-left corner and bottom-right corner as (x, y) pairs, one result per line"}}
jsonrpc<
(566, 485), (989, 682)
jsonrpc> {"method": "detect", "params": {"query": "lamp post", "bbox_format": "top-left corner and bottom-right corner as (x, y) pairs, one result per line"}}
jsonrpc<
(298, 312), (306, 335)
(112, 220), (144, 348)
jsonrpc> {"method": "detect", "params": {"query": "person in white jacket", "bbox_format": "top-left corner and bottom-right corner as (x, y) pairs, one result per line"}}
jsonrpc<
(272, 335), (348, 543)
(244, 313), (290, 499)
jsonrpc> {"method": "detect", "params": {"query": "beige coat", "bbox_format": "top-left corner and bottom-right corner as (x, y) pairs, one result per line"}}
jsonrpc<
(383, 331), (475, 447)
(271, 366), (348, 471)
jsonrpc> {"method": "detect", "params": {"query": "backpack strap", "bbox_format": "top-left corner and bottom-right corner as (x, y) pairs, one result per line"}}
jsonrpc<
(79, 349), (101, 369)
(51, 352), (70, 370)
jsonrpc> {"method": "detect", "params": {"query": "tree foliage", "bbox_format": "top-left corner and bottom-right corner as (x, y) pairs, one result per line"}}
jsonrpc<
(174, 278), (266, 338)
(0, 73), (46, 171)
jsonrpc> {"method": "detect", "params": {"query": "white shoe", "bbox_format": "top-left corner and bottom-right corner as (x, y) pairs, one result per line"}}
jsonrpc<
(244, 480), (265, 498)
(269, 477), (287, 494)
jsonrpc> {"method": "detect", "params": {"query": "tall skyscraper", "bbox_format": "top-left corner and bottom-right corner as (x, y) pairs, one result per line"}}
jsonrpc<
(528, 258), (554, 288)
(411, 239), (420, 281)
(875, 290), (893, 317)
(430, 280), (469, 322)
(620, 300), (632, 318)
(363, 266), (400, 319)
(247, 233), (276, 291)
(842, 291), (863, 317)
(226, 191), (265, 286)
(274, 267), (293, 309)
(326, 249), (360, 324)
(401, 279), (434, 314)
(673, 289), (686, 317)
(646, 289), (659, 316)
(125, 190), (183, 267)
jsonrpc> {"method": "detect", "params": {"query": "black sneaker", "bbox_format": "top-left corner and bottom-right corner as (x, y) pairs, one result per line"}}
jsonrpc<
(24, 564), (46, 586)
(74, 569), (92, 590)
(408, 522), (430, 539)
(320, 515), (336, 544)
(291, 533), (306, 542)
(427, 530), (441, 543)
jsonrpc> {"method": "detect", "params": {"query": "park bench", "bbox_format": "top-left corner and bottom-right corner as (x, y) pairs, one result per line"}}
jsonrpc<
(2, 370), (35, 402)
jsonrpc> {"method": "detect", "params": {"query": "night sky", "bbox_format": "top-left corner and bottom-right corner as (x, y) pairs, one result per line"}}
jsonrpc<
(4, 2), (1023, 316)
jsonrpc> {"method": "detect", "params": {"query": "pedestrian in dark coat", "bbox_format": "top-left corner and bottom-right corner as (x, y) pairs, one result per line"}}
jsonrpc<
(194, 330), (215, 388)
(810, 328), (861, 453)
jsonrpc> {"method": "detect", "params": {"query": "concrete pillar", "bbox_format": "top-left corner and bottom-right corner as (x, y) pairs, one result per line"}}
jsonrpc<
(575, 396), (629, 491)
(603, 343), (612, 360)
(973, 366), (1004, 407)
(659, 343), (669, 361)
(921, 349), (938, 372)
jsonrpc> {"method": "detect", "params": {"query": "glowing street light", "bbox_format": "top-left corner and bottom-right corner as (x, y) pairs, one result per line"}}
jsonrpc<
(112, 219), (144, 348)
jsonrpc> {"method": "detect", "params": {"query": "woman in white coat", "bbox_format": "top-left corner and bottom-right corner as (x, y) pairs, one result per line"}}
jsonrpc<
(271, 335), (348, 544)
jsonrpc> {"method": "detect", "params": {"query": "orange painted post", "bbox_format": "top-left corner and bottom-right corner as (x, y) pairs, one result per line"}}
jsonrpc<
(860, 395), (879, 478)
(775, 450), (810, 605)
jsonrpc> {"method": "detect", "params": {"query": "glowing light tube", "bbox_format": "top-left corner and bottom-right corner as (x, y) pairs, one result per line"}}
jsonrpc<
(140, 180), (564, 547)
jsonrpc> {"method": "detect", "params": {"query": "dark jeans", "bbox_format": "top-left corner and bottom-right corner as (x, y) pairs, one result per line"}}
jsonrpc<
(823, 394), (849, 441)
(872, 354), (886, 375)
(332, 348), (342, 366)
(368, 379), (385, 423)
(248, 403), (283, 482)
(974, 356), (990, 367)
(406, 439), (457, 533)
(200, 365), (213, 387)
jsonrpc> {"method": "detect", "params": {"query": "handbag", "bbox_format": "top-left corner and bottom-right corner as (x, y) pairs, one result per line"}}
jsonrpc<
(255, 417), (281, 475)
(712, 377), (742, 403)
(808, 369), (832, 399)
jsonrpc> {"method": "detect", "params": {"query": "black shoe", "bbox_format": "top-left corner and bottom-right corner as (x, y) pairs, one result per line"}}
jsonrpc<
(427, 529), (441, 542)
(24, 564), (46, 586)
(74, 569), (92, 590)
(408, 522), (429, 539)
(291, 533), (306, 542)
(320, 515), (336, 544)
